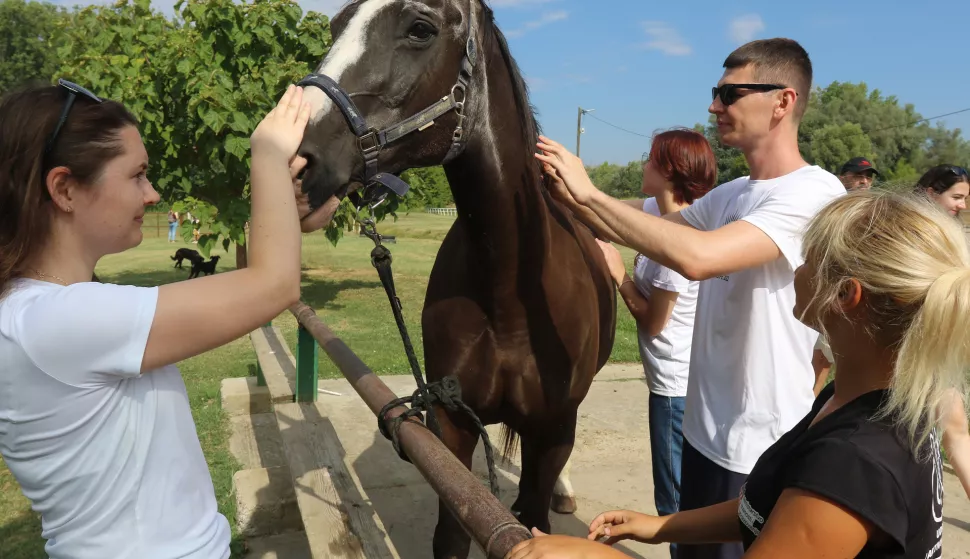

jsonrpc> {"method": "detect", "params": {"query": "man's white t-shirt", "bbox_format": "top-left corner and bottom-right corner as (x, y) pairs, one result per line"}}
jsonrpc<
(679, 165), (845, 474)
(633, 198), (698, 398)
(0, 279), (231, 559)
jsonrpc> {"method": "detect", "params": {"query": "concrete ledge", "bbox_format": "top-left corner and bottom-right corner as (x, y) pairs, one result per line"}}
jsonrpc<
(221, 377), (272, 417)
(244, 532), (312, 559)
(230, 413), (287, 471)
(234, 466), (304, 538)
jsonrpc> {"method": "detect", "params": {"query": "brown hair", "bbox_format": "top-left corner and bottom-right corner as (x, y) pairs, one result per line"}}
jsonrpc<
(723, 38), (813, 121)
(649, 128), (718, 204)
(914, 164), (970, 196)
(0, 81), (138, 297)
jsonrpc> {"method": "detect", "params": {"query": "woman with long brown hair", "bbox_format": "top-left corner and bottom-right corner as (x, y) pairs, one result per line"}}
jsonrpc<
(0, 80), (314, 558)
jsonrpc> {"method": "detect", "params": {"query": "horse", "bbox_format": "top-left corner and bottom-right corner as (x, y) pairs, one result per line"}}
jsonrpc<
(296, 1), (617, 557)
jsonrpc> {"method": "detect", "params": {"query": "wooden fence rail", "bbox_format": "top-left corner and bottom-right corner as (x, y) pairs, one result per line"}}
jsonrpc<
(285, 301), (531, 559)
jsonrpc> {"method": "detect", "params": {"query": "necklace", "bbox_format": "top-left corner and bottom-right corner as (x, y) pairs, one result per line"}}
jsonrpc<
(30, 269), (68, 286)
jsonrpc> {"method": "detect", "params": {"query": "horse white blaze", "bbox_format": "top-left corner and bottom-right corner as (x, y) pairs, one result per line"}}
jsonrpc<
(304, 0), (396, 123)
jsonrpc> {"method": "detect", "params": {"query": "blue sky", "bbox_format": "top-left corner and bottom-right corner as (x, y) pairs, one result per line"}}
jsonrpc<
(57, 0), (970, 166)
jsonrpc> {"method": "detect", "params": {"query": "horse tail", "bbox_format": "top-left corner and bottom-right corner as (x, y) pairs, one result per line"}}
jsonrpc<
(498, 423), (518, 466)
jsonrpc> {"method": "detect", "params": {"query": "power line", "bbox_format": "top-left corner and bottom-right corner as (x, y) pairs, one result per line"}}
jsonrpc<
(582, 106), (970, 142)
(584, 113), (653, 139)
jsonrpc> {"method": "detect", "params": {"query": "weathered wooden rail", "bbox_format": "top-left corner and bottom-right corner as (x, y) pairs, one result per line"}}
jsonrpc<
(284, 301), (531, 559)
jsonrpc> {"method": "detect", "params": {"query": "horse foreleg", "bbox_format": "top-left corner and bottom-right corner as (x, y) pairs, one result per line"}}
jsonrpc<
(551, 454), (577, 514)
(432, 408), (479, 559)
(513, 420), (576, 533)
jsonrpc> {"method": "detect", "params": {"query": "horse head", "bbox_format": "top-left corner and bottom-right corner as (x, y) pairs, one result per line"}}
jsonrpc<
(297, 0), (490, 211)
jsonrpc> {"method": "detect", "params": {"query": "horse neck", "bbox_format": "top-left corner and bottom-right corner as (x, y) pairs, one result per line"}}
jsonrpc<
(442, 44), (552, 272)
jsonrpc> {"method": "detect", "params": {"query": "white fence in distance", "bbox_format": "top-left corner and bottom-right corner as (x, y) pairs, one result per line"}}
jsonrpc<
(426, 207), (458, 216)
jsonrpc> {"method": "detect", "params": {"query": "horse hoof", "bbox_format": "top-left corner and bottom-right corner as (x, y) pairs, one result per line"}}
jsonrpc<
(551, 494), (577, 514)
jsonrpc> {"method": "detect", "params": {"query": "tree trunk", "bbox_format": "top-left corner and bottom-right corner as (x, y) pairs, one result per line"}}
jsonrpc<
(236, 242), (248, 270)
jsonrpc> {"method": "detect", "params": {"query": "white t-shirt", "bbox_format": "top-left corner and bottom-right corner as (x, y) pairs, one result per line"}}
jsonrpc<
(633, 198), (698, 398)
(0, 279), (230, 559)
(679, 165), (846, 474)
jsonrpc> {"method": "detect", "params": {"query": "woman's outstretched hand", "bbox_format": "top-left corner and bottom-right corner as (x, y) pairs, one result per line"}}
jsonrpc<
(588, 510), (665, 546)
(535, 135), (601, 205)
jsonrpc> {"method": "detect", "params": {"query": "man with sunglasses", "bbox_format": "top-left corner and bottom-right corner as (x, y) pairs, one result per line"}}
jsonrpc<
(535, 38), (845, 559)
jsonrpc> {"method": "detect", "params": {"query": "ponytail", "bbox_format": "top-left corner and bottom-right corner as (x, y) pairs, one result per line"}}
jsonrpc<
(882, 268), (970, 456)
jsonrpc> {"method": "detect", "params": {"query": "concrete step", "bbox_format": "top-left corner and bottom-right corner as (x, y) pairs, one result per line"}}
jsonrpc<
(234, 466), (304, 538)
(230, 413), (286, 470)
(243, 531), (312, 559)
(221, 376), (272, 417)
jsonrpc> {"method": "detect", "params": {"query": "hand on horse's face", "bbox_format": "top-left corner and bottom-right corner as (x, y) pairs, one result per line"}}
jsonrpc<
(505, 528), (615, 559)
(251, 85), (311, 162)
(534, 136), (600, 205)
(291, 155), (340, 233)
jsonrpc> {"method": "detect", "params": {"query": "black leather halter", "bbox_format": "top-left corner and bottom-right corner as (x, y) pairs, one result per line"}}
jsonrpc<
(298, 2), (478, 206)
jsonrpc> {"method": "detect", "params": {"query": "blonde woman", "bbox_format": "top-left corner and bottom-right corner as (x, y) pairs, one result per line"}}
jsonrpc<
(508, 190), (968, 558)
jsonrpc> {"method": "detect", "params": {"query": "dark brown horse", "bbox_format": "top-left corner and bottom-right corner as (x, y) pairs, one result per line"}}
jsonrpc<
(297, 1), (616, 557)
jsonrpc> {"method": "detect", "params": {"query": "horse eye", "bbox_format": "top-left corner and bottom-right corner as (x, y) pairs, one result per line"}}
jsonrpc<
(408, 21), (436, 42)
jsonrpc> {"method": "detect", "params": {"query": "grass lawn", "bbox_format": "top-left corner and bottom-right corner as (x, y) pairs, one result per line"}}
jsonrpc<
(0, 210), (641, 559)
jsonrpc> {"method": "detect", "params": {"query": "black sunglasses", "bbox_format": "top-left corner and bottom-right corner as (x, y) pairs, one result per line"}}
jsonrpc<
(44, 78), (103, 155)
(712, 83), (787, 106)
(944, 165), (969, 179)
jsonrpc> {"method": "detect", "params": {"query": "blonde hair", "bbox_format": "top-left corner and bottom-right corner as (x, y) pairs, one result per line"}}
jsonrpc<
(801, 190), (970, 456)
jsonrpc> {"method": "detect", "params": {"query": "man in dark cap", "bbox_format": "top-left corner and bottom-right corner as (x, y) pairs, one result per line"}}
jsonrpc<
(838, 157), (879, 191)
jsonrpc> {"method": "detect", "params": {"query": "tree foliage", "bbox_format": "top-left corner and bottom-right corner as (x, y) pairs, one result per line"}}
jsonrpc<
(55, 0), (333, 255)
(0, 0), (65, 94)
(586, 161), (643, 199)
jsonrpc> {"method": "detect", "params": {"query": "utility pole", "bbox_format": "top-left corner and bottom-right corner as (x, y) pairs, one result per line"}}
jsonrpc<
(576, 107), (594, 157)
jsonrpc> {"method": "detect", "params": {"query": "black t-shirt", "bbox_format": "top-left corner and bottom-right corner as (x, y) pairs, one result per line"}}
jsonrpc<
(738, 383), (943, 558)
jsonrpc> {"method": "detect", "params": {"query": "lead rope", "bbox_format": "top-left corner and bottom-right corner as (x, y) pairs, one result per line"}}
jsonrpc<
(355, 211), (500, 498)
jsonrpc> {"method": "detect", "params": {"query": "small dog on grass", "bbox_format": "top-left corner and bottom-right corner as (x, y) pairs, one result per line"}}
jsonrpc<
(189, 255), (221, 279)
(171, 248), (203, 269)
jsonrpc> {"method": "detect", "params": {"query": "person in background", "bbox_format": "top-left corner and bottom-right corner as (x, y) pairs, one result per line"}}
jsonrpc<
(0, 80), (328, 559)
(837, 157), (879, 192)
(508, 189), (969, 559)
(915, 164), (969, 218)
(167, 209), (179, 242)
(596, 128), (717, 558)
(534, 38), (845, 559)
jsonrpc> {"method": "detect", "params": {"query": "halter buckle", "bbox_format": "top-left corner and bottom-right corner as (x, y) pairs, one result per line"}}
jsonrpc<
(358, 129), (381, 155)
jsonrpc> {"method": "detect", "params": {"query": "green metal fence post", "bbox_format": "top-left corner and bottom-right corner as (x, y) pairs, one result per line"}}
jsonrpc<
(295, 324), (319, 402)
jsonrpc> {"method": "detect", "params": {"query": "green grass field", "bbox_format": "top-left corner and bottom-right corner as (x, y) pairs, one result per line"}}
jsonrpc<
(0, 210), (641, 559)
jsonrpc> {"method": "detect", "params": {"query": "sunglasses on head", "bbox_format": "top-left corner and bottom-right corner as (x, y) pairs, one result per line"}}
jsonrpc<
(44, 78), (103, 155)
(944, 165), (969, 179)
(712, 83), (787, 106)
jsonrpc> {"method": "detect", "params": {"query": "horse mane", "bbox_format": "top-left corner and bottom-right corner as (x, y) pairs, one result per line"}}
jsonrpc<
(480, 2), (544, 183)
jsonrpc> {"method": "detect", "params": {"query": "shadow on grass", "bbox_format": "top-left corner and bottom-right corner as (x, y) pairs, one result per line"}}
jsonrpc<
(0, 509), (44, 559)
(300, 275), (381, 311)
(97, 268), (197, 288)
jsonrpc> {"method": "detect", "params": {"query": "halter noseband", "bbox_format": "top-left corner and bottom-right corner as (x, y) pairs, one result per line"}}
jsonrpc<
(298, 2), (478, 207)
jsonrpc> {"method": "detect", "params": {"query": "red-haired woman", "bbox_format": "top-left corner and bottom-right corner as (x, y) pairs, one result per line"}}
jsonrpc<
(595, 128), (717, 557)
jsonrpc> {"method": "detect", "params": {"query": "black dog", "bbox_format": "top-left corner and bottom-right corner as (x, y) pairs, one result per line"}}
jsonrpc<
(171, 248), (203, 269)
(189, 255), (221, 279)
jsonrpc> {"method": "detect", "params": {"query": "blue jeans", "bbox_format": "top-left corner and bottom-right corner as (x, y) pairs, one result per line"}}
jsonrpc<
(168, 221), (177, 241)
(649, 393), (685, 558)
